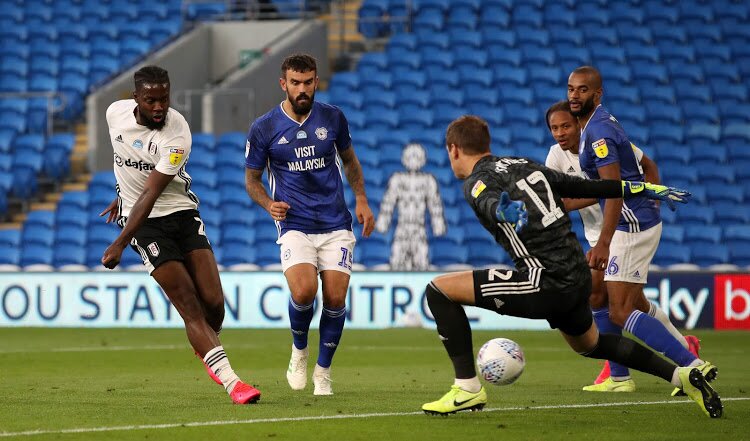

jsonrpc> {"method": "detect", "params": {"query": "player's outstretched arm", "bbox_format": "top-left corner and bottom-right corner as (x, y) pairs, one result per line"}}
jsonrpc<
(101, 170), (173, 269)
(339, 147), (374, 237)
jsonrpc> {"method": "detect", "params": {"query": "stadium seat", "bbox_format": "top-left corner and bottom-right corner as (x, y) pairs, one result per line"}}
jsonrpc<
(690, 246), (729, 268)
(653, 244), (690, 267)
(430, 239), (468, 266)
(53, 244), (87, 267)
(20, 243), (54, 267)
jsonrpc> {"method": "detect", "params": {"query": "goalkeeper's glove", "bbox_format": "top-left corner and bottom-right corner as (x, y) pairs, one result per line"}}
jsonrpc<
(622, 181), (691, 211)
(495, 192), (528, 233)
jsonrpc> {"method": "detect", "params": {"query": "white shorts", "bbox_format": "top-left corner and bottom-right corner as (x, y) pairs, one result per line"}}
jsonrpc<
(277, 229), (356, 274)
(604, 222), (662, 284)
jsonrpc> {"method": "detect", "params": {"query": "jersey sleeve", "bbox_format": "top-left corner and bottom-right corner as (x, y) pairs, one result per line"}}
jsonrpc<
(155, 124), (191, 175)
(542, 165), (621, 199)
(545, 145), (562, 171)
(464, 171), (502, 225)
(334, 108), (352, 152)
(244, 120), (268, 170)
(587, 124), (620, 169)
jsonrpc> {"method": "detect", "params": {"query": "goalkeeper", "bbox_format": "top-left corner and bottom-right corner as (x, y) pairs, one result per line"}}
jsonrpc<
(421, 116), (721, 419)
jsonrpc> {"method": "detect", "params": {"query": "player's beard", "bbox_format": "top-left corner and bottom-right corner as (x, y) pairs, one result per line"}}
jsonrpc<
(571, 95), (596, 118)
(138, 107), (166, 130)
(290, 91), (314, 116)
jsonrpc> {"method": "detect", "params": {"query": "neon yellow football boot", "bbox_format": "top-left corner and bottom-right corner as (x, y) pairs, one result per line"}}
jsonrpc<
(672, 361), (718, 397)
(582, 377), (636, 392)
(678, 366), (723, 418)
(422, 385), (487, 415)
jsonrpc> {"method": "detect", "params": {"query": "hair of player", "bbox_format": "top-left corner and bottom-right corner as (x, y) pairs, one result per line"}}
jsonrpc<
(134, 65), (169, 90)
(545, 100), (574, 130)
(571, 65), (603, 90)
(446, 115), (491, 155)
(281, 54), (317, 78)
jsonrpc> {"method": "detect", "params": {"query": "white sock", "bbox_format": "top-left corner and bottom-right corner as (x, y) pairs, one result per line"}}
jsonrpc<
(671, 368), (681, 387)
(648, 303), (688, 348)
(203, 346), (240, 393)
(455, 377), (482, 393)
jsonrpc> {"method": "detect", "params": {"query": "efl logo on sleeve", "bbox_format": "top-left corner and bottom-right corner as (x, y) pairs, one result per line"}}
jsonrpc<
(169, 148), (184, 165)
(592, 139), (608, 158)
(471, 180), (486, 198)
(714, 275), (750, 329)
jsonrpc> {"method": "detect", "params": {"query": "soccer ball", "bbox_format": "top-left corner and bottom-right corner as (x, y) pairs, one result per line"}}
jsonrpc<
(476, 338), (525, 386)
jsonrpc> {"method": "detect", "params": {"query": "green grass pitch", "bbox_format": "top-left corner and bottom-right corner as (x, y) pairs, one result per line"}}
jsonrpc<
(0, 328), (748, 440)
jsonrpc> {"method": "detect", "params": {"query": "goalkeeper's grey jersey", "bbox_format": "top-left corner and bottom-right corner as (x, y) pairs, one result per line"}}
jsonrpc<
(106, 100), (198, 218)
(463, 155), (618, 288)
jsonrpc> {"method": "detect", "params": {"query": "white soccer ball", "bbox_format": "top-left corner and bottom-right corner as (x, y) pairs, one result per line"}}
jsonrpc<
(476, 338), (525, 386)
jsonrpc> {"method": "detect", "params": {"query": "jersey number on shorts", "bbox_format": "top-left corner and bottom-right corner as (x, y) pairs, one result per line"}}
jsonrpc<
(515, 171), (564, 228)
(338, 247), (353, 270)
(194, 217), (210, 245)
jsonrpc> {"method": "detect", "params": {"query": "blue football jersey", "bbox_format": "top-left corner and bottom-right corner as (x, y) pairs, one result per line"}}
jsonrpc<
(245, 101), (353, 236)
(579, 105), (660, 233)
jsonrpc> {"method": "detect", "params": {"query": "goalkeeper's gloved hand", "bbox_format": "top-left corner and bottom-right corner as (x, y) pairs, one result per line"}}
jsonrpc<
(495, 192), (528, 233)
(622, 181), (691, 211)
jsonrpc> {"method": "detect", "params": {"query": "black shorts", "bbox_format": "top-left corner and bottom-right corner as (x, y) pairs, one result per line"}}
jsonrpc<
(472, 267), (593, 336)
(120, 209), (212, 273)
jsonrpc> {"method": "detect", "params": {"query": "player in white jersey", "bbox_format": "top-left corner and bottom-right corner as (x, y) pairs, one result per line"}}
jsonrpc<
(549, 95), (702, 392)
(100, 65), (260, 404)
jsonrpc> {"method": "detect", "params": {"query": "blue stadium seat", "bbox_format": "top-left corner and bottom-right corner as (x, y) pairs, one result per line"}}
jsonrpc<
(713, 202), (750, 224)
(429, 239), (468, 266)
(653, 243), (690, 267)
(0, 228), (20, 248)
(447, 8), (478, 30)
(387, 33), (417, 52)
(358, 0), (387, 38)
(544, 5), (576, 26)
(420, 48), (455, 69)
(20, 244), (54, 267)
(53, 244), (87, 267)
(478, 5), (511, 28)
(358, 241), (391, 267)
(425, 65), (460, 88)
(454, 48), (488, 69)
(690, 246), (729, 268)
(660, 225), (684, 245)
(428, 87), (464, 108)
(56, 205), (88, 229)
(88, 223), (119, 246)
(56, 224), (87, 247)
(729, 243), (750, 267)
(492, 66), (527, 86)
(482, 29), (515, 48)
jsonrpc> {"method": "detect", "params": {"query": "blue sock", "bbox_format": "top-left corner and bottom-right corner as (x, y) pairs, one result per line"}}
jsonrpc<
(592, 307), (630, 378)
(624, 310), (697, 367)
(289, 298), (314, 350)
(317, 305), (346, 368)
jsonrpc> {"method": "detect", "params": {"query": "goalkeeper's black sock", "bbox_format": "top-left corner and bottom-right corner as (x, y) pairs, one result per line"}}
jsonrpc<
(581, 333), (675, 382)
(425, 282), (475, 379)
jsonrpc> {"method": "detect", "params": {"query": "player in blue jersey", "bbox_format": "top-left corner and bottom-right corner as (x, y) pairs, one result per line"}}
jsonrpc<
(245, 54), (375, 396)
(545, 100), (701, 391)
(568, 66), (711, 393)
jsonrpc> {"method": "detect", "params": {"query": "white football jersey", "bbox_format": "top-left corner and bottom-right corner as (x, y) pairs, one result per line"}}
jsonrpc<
(106, 99), (198, 218)
(545, 143), (644, 247)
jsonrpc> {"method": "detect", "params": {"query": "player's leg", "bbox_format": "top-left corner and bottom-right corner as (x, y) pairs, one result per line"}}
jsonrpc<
(422, 270), (487, 415)
(558, 315), (722, 418)
(279, 231), (320, 390)
(606, 226), (702, 369)
(314, 230), (356, 395)
(151, 260), (259, 404)
(587, 267), (616, 386)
